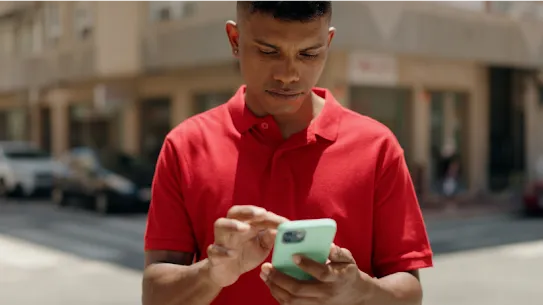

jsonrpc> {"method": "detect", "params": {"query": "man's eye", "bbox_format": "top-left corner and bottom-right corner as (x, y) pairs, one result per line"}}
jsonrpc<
(260, 50), (277, 55)
(301, 53), (319, 59)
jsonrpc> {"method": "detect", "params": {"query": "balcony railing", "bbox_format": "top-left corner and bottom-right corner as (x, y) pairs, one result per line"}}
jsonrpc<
(22, 40), (96, 88)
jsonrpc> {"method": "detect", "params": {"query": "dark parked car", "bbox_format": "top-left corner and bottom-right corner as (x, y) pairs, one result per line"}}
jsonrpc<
(52, 147), (154, 214)
(521, 157), (543, 216)
(523, 180), (543, 216)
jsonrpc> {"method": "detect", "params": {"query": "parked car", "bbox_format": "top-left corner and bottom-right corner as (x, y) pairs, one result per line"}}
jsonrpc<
(0, 141), (64, 199)
(522, 156), (543, 215)
(52, 147), (154, 214)
(523, 181), (543, 215)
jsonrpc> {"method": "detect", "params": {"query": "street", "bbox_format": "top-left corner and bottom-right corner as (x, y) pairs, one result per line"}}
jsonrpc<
(1, 199), (542, 305)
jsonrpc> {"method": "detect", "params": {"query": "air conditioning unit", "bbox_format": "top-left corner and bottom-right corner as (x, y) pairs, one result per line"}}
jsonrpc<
(158, 7), (171, 21)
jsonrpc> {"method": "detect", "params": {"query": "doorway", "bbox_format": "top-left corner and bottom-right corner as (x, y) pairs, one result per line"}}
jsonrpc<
(428, 91), (470, 195)
(140, 98), (171, 164)
(488, 67), (526, 191)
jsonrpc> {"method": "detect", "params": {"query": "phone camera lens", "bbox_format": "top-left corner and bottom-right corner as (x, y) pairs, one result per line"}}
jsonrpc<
(282, 230), (306, 244)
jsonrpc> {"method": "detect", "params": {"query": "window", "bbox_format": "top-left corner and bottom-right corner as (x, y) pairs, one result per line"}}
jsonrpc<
(44, 3), (61, 44)
(150, 2), (173, 22)
(18, 24), (33, 56)
(31, 19), (43, 54)
(149, 1), (195, 22)
(0, 25), (14, 57)
(74, 1), (93, 40)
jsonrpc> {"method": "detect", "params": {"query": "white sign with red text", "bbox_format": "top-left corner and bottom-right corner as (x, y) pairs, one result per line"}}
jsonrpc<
(347, 52), (398, 86)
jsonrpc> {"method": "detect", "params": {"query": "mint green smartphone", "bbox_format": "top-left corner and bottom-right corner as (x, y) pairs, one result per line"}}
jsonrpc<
(271, 218), (337, 281)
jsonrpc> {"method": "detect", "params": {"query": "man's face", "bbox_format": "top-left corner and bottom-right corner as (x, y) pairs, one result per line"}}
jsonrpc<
(227, 13), (334, 116)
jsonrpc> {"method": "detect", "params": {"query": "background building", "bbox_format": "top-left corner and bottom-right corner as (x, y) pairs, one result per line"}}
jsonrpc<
(0, 1), (542, 204)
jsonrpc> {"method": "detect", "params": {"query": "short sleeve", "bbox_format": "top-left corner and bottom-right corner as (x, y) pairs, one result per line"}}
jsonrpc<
(372, 140), (433, 277)
(144, 136), (197, 253)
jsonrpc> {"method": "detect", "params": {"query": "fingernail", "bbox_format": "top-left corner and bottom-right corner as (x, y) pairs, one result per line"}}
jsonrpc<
(237, 222), (250, 231)
(253, 208), (266, 216)
(260, 271), (268, 281)
(261, 266), (270, 276)
(292, 255), (302, 264)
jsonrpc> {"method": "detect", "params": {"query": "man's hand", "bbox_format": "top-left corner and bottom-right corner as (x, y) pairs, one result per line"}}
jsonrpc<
(260, 244), (374, 305)
(207, 205), (289, 288)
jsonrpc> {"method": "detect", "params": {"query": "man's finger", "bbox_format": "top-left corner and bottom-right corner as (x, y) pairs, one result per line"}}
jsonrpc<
(261, 263), (328, 298)
(293, 255), (336, 283)
(207, 244), (234, 261)
(265, 278), (319, 305)
(328, 244), (356, 264)
(226, 205), (267, 221)
(248, 211), (289, 230)
(214, 218), (250, 246)
(257, 229), (277, 251)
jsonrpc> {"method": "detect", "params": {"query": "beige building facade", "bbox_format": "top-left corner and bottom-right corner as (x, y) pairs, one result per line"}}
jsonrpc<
(0, 1), (542, 201)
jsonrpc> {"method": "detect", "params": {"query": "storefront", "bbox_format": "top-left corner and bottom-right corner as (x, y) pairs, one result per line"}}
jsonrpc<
(345, 51), (488, 198)
(68, 102), (122, 153)
(346, 52), (415, 165)
(1, 108), (28, 141)
(427, 91), (470, 195)
(139, 97), (171, 164)
(398, 56), (487, 198)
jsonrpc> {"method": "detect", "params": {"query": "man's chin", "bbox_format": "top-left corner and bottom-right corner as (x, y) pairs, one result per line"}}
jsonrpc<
(264, 104), (301, 116)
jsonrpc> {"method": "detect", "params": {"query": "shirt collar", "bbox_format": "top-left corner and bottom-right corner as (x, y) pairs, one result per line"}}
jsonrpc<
(227, 85), (342, 142)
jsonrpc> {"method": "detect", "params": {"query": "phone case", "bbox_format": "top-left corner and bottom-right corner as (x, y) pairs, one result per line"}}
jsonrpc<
(271, 218), (337, 281)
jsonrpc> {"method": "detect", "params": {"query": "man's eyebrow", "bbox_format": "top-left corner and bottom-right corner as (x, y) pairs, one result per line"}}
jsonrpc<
(301, 43), (325, 51)
(253, 39), (325, 51)
(254, 39), (279, 49)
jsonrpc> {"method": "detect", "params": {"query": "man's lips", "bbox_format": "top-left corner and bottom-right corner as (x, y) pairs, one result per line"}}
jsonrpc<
(266, 90), (304, 99)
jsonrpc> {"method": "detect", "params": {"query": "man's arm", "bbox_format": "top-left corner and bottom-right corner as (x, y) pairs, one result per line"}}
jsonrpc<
(369, 134), (433, 305)
(143, 133), (220, 305)
(142, 250), (221, 305)
(362, 270), (423, 305)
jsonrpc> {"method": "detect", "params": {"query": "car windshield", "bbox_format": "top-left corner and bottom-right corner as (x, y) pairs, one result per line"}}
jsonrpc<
(5, 149), (51, 159)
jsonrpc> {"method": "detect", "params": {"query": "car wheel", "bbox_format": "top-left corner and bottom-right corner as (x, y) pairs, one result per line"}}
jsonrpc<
(52, 188), (66, 208)
(95, 193), (110, 215)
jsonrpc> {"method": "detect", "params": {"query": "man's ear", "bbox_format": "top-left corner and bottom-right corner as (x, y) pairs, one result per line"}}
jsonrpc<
(226, 20), (240, 57)
(327, 27), (336, 47)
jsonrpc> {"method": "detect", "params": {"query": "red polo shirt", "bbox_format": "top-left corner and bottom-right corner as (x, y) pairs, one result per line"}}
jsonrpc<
(145, 85), (433, 305)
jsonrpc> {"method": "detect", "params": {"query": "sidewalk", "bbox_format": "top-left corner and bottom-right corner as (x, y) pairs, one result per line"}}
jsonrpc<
(0, 234), (142, 305)
(421, 192), (520, 222)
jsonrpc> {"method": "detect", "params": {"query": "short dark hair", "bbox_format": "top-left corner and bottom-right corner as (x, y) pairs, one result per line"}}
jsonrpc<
(237, 1), (332, 22)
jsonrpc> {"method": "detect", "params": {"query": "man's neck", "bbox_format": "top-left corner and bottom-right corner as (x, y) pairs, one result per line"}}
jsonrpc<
(273, 92), (325, 139)
(245, 91), (325, 139)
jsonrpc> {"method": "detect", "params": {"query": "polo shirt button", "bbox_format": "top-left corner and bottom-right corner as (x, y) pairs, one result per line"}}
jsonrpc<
(261, 122), (269, 129)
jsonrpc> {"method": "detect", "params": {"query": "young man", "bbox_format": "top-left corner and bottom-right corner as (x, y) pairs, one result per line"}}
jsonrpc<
(143, 2), (433, 305)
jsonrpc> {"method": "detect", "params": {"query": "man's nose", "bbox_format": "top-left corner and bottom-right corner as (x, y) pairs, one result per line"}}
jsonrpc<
(272, 59), (300, 84)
